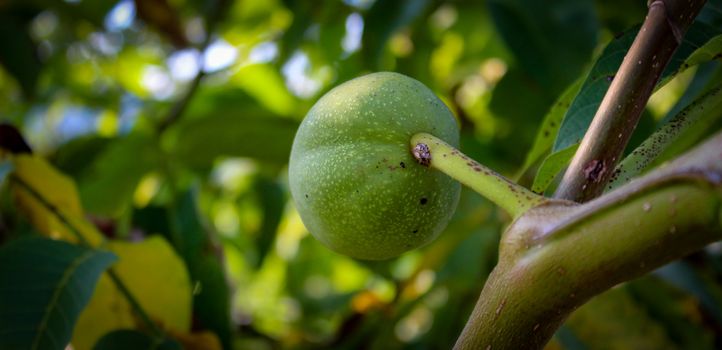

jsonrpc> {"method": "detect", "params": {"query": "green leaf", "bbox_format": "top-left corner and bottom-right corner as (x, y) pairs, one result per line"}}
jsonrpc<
(488, 0), (598, 95)
(682, 34), (722, 68)
(251, 176), (285, 268)
(517, 77), (583, 178)
(169, 111), (299, 169)
(553, 21), (722, 152)
(278, 0), (315, 63)
(0, 236), (117, 350)
(79, 133), (161, 217)
(187, 255), (231, 348)
(230, 64), (299, 116)
(656, 261), (722, 325)
(170, 190), (232, 350)
(531, 144), (578, 194)
(93, 330), (181, 350)
(362, 0), (431, 69)
(0, 12), (41, 98)
(564, 287), (678, 349)
(39, 0), (118, 28)
(594, 0), (647, 33)
(488, 67), (553, 164)
(660, 61), (720, 124)
(608, 85), (722, 190)
(51, 136), (112, 179)
(627, 276), (716, 349)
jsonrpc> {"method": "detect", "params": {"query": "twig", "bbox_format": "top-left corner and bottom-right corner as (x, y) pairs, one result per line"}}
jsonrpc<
(156, 0), (229, 133)
(554, 0), (706, 202)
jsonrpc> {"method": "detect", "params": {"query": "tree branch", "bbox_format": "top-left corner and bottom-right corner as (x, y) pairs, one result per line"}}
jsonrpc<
(156, 0), (229, 133)
(454, 130), (722, 350)
(554, 0), (706, 202)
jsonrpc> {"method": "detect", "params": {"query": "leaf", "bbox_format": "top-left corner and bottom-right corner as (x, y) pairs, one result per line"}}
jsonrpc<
(0, 236), (117, 350)
(517, 77), (583, 178)
(166, 329), (222, 350)
(488, 0), (598, 95)
(251, 176), (285, 267)
(93, 329), (181, 350)
(487, 67), (554, 164)
(683, 34), (722, 68)
(608, 85), (722, 190)
(72, 236), (192, 350)
(0, 12), (41, 98)
(697, 0), (722, 27)
(230, 63), (299, 116)
(531, 144), (578, 194)
(168, 110), (299, 169)
(51, 136), (113, 178)
(78, 133), (161, 217)
(626, 276), (716, 349)
(594, 0), (647, 33)
(362, 0), (431, 69)
(184, 255), (230, 349)
(132, 196), (232, 350)
(278, 0), (315, 63)
(655, 261), (722, 325)
(659, 61), (720, 124)
(564, 287), (677, 349)
(553, 21), (722, 152)
(170, 190), (232, 349)
(41, 0), (119, 28)
(11, 154), (104, 246)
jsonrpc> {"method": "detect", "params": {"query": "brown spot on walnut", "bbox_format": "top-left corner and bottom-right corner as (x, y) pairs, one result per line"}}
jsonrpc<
(413, 143), (431, 167)
(583, 159), (607, 183)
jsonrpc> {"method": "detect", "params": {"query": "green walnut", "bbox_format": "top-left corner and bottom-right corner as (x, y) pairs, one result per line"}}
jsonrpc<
(289, 72), (460, 260)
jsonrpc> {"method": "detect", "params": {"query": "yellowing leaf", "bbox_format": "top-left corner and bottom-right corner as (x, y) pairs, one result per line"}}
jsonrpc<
(11, 154), (103, 246)
(72, 236), (192, 350)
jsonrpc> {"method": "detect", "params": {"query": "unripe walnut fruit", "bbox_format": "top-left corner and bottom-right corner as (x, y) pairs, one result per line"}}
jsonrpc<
(289, 72), (460, 260)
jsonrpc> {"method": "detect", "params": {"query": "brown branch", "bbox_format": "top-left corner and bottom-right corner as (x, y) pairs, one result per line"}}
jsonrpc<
(156, 0), (229, 133)
(554, 0), (706, 202)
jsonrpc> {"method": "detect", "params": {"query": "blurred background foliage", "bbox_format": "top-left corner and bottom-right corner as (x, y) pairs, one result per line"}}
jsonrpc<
(1, 0), (722, 349)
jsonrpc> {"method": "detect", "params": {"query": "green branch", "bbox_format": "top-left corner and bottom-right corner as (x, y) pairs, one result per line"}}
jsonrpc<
(9, 175), (165, 340)
(454, 131), (722, 349)
(410, 133), (546, 218)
